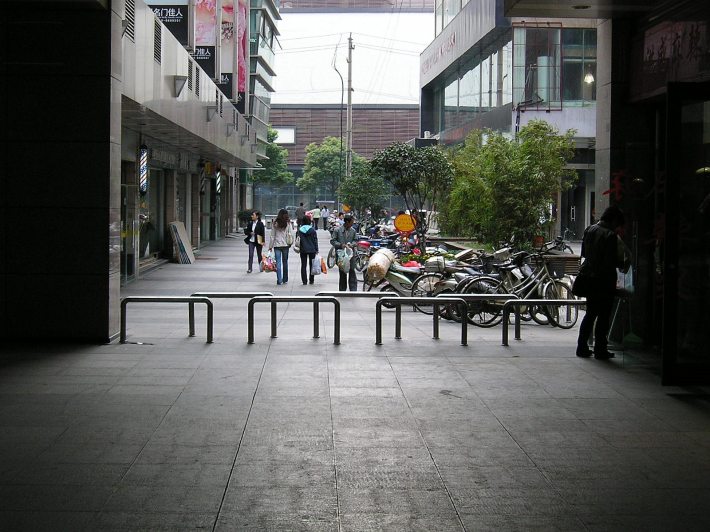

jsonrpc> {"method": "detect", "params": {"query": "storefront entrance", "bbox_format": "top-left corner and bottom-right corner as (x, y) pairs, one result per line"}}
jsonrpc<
(663, 82), (710, 384)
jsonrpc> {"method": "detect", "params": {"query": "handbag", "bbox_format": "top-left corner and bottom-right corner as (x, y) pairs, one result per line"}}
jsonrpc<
(321, 257), (328, 274)
(294, 233), (301, 253)
(311, 254), (322, 276)
(286, 226), (294, 246)
(262, 251), (276, 273)
(336, 247), (353, 272)
(257, 234), (264, 246)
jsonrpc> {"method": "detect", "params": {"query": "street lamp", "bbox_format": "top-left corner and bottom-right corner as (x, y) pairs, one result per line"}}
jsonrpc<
(333, 62), (345, 211)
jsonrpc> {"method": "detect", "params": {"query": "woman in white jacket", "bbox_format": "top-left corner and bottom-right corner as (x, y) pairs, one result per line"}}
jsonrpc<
(269, 209), (294, 285)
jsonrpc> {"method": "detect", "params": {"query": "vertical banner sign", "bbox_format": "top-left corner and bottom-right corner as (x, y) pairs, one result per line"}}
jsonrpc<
(219, 0), (236, 100)
(149, 2), (189, 46)
(195, 0), (218, 78)
(236, 0), (248, 113)
(139, 146), (149, 194)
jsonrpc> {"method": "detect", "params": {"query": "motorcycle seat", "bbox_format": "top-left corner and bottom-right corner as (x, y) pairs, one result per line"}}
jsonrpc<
(391, 263), (422, 275)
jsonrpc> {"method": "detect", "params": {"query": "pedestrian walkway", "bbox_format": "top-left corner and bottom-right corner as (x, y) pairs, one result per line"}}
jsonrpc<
(1, 229), (709, 531)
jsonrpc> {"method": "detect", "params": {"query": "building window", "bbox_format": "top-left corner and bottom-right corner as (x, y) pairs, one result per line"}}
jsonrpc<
(273, 127), (295, 144)
(562, 28), (597, 104)
(513, 24), (562, 110)
(443, 74), (459, 131)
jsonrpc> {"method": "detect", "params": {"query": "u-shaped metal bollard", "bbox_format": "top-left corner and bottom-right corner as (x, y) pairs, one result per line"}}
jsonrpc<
(247, 296), (341, 345)
(375, 296), (468, 346)
(120, 296), (214, 344)
(501, 298), (587, 345)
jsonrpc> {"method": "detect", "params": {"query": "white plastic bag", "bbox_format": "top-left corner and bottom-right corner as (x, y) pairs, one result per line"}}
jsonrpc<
(616, 267), (634, 296)
(336, 247), (353, 272)
(311, 254), (322, 276)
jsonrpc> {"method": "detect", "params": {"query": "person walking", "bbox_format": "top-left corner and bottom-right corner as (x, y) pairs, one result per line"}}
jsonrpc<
(331, 213), (358, 291)
(310, 205), (321, 229)
(297, 214), (319, 285)
(576, 205), (629, 359)
(244, 211), (265, 273)
(320, 205), (330, 230)
(295, 202), (306, 224)
(268, 208), (294, 286)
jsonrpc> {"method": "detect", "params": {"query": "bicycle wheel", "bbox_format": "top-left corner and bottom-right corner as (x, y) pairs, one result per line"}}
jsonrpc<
(353, 250), (368, 272)
(543, 280), (579, 329)
(461, 276), (504, 327)
(410, 273), (445, 315)
(327, 247), (337, 269)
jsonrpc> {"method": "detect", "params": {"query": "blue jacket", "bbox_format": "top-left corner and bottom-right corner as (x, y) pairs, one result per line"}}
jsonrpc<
(298, 225), (319, 254)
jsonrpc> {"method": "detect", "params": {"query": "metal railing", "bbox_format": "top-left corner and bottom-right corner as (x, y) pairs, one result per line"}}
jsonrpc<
(375, 296), (468, 346)
(247, 296), (341, 345)
(501, 298), (587, 346)
(316, 291), (400, 299)
(120, 296), (213, 344)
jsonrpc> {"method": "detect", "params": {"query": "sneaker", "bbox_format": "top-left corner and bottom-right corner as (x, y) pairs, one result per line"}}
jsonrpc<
(246, 269), (252, 274)
(277, 282), (282, 285)
(594, 351), (616, 360)
(576, 348), (592, 358)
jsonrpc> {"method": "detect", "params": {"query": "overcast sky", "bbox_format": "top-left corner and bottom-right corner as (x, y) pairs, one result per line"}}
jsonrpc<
(272, 12), (433, 105)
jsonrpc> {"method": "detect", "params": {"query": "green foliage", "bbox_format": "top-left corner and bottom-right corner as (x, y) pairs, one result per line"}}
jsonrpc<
(297, 136), (367, 195)
(369, 142), (453, 240)
(442, 120), (577, 247)
(253, 128), (293, 186)
(338, 166), (388, 217)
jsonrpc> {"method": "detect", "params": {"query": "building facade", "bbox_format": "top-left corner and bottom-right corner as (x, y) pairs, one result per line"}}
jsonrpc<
(262, 104), (421, 214)
(420, 0), (598, 240)
(507, 0), (710, 383)
(0, 0), (280, 341)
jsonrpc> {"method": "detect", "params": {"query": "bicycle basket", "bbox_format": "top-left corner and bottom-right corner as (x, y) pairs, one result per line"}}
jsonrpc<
(543, 252), (581, 279)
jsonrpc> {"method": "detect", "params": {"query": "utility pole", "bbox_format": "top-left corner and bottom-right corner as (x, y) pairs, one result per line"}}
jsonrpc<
(346, 33), (354, 184)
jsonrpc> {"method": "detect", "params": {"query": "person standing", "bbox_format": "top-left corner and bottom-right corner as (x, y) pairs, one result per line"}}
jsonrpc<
(310, 205), (321, 229)
(320, 205), (330, 230)
(295, 202), (306, 224)
(331, 213), (358, 291)
(269, 208), (294, 285)
(576, 205), (629, 359)
(244, 211), (265, 273)
(297, 215), (319, 285)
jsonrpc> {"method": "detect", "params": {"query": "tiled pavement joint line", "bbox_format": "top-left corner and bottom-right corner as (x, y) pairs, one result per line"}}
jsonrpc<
(89, 362), (202, 524)
(325, 343), (343, 532)
(210, 343), (272, 532)
(385, 355), (468, 532)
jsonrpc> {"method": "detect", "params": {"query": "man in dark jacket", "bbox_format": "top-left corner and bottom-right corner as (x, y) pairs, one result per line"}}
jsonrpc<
(331, 214), (358, 291)
(576, 205), (628, 359)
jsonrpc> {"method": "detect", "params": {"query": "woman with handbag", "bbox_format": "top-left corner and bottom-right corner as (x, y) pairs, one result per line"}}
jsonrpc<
(244, 211), (265, 273)
(268, 209), (294, 285)
(297, 214), (319, 285)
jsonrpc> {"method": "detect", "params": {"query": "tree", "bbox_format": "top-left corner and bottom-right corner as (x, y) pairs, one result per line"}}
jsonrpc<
(253, 128), (293, 186)
(442, 120), (577, 247)
(369, 142), (453, 244)
(338, 168), (389, 218)
(297, 136), (368, 200)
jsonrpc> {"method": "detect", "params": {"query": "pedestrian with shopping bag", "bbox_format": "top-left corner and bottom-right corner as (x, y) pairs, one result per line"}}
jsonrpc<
(331, 213), (358, 291)
(297, 214), (319, 285)
(268, 209), (294, 286)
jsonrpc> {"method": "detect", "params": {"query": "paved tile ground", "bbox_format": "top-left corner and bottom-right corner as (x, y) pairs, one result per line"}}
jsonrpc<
(1, 230), (710, 531)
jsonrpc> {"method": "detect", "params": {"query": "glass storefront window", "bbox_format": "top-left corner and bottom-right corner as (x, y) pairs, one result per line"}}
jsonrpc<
(444, 74), (459, 130)
(459, 57), (480, 120)
(512, 25), (562, 109)
(481, 56), (491, 110)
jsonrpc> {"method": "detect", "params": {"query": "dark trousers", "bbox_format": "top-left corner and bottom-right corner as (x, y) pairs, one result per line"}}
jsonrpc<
(248, 242), (263, 271)
(300, 252), (315, 284)
(339, 261), (358, 292)
(322, 218), (328, 230)
(577, 292), (614, 354)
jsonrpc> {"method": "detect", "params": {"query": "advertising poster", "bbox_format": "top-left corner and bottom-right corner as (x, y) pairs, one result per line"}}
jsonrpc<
(237, 0), (248, 112)
(149, 2), (189, 46)
(220, 0), (236, 100)
(195, 0), (218, 78)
